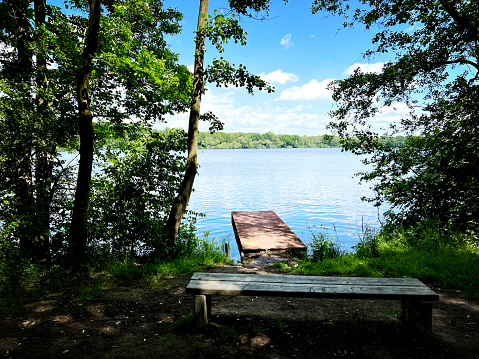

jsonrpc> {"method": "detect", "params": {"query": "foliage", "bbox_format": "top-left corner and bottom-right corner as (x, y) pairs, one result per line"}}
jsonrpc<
(164, 0), (275, 242)
(200, 111), (224, 133)
(88, 128), (197, 262)
(0, 0), (81, 261)
(0, 0), (193, 264)
(313, 0), (479, 231)
(0, 259), (72, 315)
(353, 223), (380, 258)
(197, 131), (406, 149)
(199, 131), (336, 149)
(0, 233), (231, 315)
(308, 225), (344, 261)
(200, 10), (275, 95)
(227, 0), (274, 16)
(93, 0), (192, 126)
(0, 239), (25, 311)
(46, 0), (191, 127)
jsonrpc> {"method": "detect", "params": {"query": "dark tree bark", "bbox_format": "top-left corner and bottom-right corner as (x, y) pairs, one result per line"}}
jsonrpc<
(164, 0), (209, 244)
(69, 0), (102, 270)
(11, 0), (35, 259)
(33, 0), (52, 262)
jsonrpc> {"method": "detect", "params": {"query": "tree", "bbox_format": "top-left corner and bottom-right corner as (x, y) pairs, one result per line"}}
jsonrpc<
(3, 0), (35, 258)
(164, 0), (274, 242)
(65, 0), (192, 268)
(0, 0), (68, 261)
(68, 0), (102, 269)
(313, 0), (479, 230)
(1, 0), (192, 265)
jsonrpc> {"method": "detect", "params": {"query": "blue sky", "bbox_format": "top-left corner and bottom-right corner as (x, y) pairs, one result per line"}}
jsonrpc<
(160, 0), (407, 136)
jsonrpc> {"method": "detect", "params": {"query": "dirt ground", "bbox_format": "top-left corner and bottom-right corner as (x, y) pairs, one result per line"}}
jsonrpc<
(1, 258), (478, 359)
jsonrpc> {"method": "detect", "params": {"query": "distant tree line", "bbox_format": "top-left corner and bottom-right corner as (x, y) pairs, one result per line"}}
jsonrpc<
(195, 131), (407, 149)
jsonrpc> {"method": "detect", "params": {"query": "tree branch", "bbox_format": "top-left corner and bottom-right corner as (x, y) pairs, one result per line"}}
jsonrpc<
(440, 58), (479, 72)
(439, 0), (479, 42)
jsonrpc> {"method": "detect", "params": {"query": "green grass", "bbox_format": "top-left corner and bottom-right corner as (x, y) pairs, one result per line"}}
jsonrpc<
(108, 234), (232, 280)
(288, 227), (479, 299)
(2, 223), (478, 318)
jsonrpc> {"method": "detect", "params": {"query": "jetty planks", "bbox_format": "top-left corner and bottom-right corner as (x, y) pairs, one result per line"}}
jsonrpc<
(231, 210), (307, 259)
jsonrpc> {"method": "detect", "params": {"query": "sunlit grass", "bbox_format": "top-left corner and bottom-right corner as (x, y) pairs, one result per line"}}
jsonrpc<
(111, 233), (233, 280)
(289, 226), (479, 299)
(2, 223), (478, 316)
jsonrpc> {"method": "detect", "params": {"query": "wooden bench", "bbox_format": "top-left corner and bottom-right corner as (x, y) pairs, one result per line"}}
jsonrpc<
(186, 272), (439, 335)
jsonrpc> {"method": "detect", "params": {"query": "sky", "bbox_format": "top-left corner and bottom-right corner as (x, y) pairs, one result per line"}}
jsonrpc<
(159, 0), (407, 136)
(47, 0), (409, 136)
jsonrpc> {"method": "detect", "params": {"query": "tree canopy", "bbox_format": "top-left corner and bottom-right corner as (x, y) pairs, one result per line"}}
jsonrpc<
(196, 131), (406, 149)
(313, 0), (479, 230)
(0, 0), (193, 265)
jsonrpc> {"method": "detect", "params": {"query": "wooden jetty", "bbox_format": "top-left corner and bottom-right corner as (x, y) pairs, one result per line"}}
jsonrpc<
(231, 210), (307, 261)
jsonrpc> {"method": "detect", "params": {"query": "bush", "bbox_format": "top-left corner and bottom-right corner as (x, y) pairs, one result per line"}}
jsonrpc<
(308, 226), (344, 261)
(88, 128), (200, 262)
(353, 224), (380, 258)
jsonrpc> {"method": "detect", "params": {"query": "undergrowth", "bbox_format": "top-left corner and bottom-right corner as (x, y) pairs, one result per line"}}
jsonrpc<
(2, 221), (479, 317)
(289, 223), (479, 299)
(0, 234), (232, 315)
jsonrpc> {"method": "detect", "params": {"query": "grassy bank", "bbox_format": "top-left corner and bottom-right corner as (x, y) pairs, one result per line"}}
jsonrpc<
(278, 226), (479, 299)
(2, 224), (478, 317)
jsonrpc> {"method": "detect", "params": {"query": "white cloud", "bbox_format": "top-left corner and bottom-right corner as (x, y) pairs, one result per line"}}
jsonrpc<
(202, 90), (235, 105)
(344, 62), (385, 75)
(280, 33), (294, 49)
(277, 79), (333, 101)
(186, 64), (194, 73)
(372, 102), (412, 127)
(337, 101), (413, 134)
(216, 104), (331, 135)
(258, 70), (299, 84)
(160, 87), (332, 135)
(405, 25), (423, 33)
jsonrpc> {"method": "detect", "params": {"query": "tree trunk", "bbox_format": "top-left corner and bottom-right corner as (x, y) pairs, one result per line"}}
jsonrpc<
(164, 0), (209, 245)
(11, 0), (35, 259)
(33, 0), (52, 262)
(69, 0), (102, 270)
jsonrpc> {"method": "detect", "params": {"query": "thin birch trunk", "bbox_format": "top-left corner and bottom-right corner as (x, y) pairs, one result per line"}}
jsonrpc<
(164, 0), (209, 245)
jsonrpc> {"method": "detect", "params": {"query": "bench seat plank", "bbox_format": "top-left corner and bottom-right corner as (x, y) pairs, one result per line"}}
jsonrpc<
(189, 272), (431, 288)
(187, 279), (438, 301)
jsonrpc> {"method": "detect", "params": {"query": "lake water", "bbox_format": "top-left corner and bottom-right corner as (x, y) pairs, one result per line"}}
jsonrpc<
(189, 148), (385, 261)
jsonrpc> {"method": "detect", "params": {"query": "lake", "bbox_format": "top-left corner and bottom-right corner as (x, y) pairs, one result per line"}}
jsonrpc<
(188, 148), (385, 261)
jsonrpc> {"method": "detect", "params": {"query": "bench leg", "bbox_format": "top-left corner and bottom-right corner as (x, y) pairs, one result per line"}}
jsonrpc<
(194, 295), (211, 329)
(401, 300), (432, 336)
